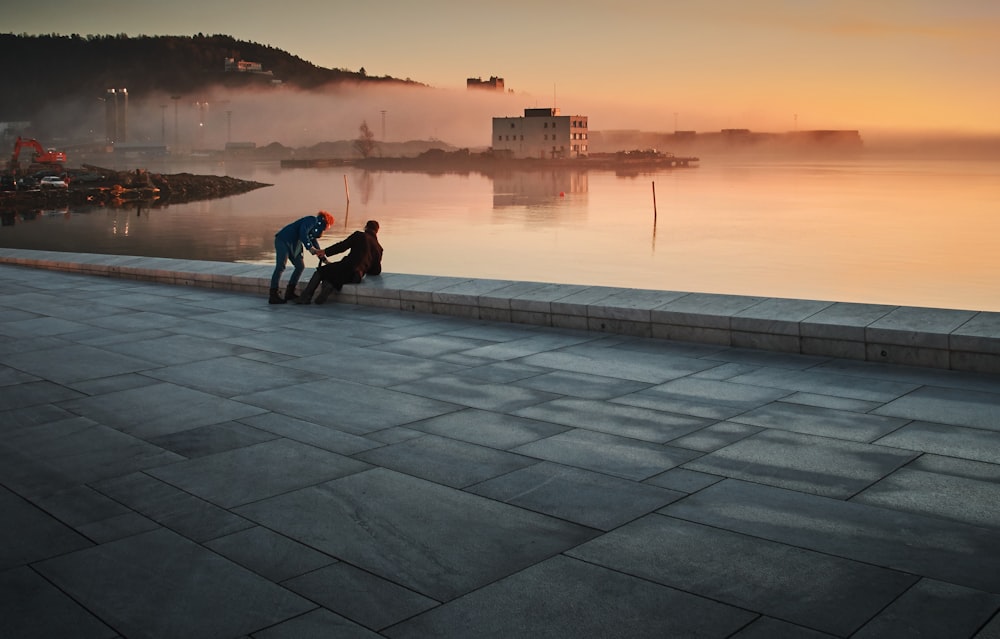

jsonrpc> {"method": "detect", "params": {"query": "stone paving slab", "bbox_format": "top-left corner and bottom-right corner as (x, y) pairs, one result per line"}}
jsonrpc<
(147, 438), (371, 508)
(468, 461), (684, 530)
(407, 408), (569, 449)
(726, 401), (909, 442)
(92, 472), (254, 543)
(512, 428), (700, 480)
(0, 566), (117, 639)
(0, 415), (182, 499)
(234, 379), (459, 435)
(852, 467), (1000, 530)
(850, 579), (1000, 639)
(384, 555), (756, 638)
(203, 526), (336, 583)
(283, 562), (439, 631)
(2, 260), (1000, 637)
(666, 479), (1000, 593)
(515, 396), (711, 443)
(235, 468), (598, 602)
(612, 375), (793, 419)
(874, 385), (1000, 430)
(667, 421), (764, 453)
(60, 381), (268, 438)
(0, 487), (92, 571)
(682, 429), (917, 498)
(35, 528), (315, 639)
(568, 514), (916, 637)
(353, 434), (537, 488)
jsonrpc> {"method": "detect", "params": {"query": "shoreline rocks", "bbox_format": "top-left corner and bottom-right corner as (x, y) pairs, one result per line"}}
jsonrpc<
(0, 166), (271, 210)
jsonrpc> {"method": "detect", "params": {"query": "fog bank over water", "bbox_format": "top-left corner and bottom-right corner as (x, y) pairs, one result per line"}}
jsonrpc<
(43, 80), (1000, 159)
(859, 131), (1000, 159)
(52, 83), (529, 150)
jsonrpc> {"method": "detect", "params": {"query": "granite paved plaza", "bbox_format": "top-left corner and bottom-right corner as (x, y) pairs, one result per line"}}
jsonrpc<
(1, 260), (1000, 638)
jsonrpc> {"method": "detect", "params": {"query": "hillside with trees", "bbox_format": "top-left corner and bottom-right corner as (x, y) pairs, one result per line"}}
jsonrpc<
(0, 33), (418, 130)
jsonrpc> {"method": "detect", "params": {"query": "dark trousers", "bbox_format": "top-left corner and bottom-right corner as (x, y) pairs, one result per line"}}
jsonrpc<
(318, 262), (362, 290)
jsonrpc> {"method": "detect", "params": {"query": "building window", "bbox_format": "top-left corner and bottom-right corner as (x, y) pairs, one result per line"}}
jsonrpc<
(510, 123), (515, 129)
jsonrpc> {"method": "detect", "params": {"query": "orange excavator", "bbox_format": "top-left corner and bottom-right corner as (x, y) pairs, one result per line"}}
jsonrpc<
(9, 136), (67, 172)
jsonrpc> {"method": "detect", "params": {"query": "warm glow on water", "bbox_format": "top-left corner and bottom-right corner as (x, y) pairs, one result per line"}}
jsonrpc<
(2, 157), (999, 311)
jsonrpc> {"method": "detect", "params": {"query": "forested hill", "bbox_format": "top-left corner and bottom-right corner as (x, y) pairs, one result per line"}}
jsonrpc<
(0, 33), (417, 120)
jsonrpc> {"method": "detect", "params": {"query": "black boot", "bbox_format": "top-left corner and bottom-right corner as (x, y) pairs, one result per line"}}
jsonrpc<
(294, 271), (322, 305)
(284, 284), (299, 302)
(268, 288), (286, 305)
(314, 282), (336, 304)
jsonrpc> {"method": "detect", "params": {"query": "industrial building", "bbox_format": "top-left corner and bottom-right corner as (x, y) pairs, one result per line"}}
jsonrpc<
(492, 108), (589, 159)
(467, 76), (505, 91)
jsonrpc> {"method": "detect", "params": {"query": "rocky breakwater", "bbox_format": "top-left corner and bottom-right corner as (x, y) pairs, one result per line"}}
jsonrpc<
(1, 165), (271, 210)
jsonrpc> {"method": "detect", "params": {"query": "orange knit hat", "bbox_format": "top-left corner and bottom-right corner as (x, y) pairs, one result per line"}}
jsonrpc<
(318, 210), (335, 228)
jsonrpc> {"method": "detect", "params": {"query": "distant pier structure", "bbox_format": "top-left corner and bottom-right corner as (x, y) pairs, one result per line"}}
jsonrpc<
(784, 129), (863, 147)
(590, 128), (863, 154)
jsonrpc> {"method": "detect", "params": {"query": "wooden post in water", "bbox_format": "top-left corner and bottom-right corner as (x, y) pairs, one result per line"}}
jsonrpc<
(343, 175), (350, 205)
(651, 181), (658, 249)
(652, 181), (657, 221)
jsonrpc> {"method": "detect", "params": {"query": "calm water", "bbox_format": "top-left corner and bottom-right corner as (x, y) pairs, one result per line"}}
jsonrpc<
(2, 156), (999, 311)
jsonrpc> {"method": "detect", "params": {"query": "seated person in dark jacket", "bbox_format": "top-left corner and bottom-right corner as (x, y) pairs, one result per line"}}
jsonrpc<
(297, 220), (383, 304)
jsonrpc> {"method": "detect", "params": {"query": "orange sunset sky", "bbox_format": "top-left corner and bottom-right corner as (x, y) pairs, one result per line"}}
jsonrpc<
(6, 0), (999, 139)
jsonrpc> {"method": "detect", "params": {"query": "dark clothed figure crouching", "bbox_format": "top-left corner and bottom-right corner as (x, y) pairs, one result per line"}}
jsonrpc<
(297, 220), (383, 305)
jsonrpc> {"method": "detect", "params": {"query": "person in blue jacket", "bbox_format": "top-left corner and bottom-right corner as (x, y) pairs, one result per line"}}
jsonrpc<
(269, 210), (334, 304)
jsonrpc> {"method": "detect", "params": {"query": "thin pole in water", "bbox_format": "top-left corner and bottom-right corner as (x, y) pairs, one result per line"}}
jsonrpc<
(344, 175), (350, 205)
(652, 181), (657, 220)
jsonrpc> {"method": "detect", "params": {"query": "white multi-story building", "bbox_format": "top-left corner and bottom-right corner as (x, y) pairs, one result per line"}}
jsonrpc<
(492, 108), (589, 159)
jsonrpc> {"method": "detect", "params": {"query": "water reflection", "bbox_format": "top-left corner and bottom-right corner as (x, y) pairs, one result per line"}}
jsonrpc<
(492, 170), (588, 208)
(1, 158), (999, 311)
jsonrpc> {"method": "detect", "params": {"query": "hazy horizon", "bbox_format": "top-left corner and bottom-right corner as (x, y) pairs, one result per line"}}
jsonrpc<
(28, 79), (1000, 160)
(4, 1), (999, 144)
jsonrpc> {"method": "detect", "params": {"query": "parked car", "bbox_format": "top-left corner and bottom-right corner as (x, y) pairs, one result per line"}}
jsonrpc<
(39, 176), (68, 189)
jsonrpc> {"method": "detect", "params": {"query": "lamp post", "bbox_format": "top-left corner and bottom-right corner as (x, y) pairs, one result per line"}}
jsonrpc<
(170, 95), (181, 149)
(195, 101), (208, 149)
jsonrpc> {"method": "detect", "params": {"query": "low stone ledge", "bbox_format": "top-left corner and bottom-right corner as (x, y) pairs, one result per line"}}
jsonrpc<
(1, 250), (998, 374)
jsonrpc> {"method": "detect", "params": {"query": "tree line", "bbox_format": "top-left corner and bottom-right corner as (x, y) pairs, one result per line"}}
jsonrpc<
(0, 33), (417, 121)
